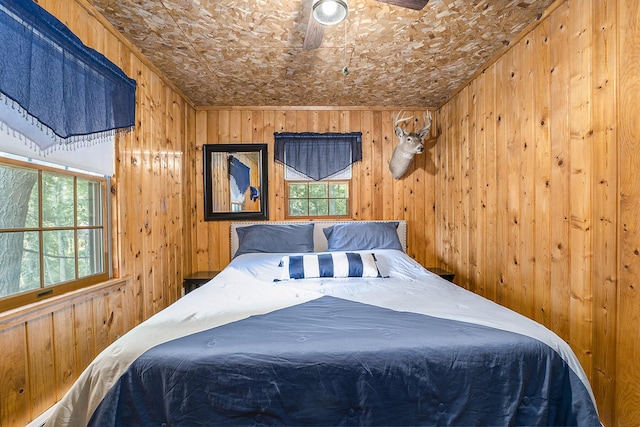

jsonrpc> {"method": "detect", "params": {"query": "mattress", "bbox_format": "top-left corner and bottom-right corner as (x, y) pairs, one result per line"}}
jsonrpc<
(45, 249), (600, 426)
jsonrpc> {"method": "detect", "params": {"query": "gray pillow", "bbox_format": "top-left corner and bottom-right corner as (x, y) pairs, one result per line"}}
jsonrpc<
(323, 222), (402, 251)
(235, 223), (315, 257)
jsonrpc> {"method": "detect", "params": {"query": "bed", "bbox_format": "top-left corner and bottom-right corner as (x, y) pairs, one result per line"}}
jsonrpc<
(46, 220), (601, 426)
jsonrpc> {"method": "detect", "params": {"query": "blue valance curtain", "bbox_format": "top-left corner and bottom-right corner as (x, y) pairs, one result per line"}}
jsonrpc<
(0, 0), (136, 151)
(274, 132), (362, 181)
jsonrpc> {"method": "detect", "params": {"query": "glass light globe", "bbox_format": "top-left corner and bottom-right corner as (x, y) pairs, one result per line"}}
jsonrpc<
(312, 0), (348, 26)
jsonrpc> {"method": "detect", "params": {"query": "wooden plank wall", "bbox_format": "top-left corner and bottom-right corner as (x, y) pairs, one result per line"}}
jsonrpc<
(435, 0), (639, 424)
(616, 0), (640, 424)
(0, 280), (128, 426)
(0, 0), (195, 425)
(192, 108), (437, 271)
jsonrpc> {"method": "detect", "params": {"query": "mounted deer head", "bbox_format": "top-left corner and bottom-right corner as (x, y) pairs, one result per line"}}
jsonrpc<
(389, 110), (433, 179)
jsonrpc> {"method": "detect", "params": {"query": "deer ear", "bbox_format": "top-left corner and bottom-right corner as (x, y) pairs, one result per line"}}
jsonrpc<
(394, 126), (404, 138)
(418, 129), (430, 140)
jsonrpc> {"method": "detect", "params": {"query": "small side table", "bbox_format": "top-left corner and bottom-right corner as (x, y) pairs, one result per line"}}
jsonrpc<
(183, 271), (220, 295)
(426, 267), (455, 282)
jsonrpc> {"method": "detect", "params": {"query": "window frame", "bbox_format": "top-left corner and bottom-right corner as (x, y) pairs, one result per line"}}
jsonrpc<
(285, 180), (351, 219)
(0, 157), (110, 312)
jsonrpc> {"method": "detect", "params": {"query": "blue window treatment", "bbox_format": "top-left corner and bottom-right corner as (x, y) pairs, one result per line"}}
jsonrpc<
(0, 0), (136, 150)
(273, 132), (362, 181)
(229, 156), (250, 195)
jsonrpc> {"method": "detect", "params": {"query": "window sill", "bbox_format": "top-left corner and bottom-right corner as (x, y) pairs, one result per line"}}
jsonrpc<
(0, 277), (130, 331)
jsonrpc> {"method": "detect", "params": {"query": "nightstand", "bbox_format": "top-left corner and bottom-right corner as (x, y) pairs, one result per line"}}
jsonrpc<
(426, 267), (455, 282)
(183, 271), (220, 295)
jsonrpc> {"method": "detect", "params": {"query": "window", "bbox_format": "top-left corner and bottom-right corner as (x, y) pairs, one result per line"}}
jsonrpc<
(274, 132), (360, 219)
(0, 158), (109, 311)
(286, 181), (350, 218)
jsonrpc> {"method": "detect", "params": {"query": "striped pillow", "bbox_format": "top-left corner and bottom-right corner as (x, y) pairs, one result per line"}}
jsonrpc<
(279, 252), (382, 280)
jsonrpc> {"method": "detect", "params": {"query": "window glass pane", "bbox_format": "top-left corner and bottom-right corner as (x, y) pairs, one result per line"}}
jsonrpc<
(20, 231), (41, 293)
(286, 180), (350, 218)
(0, 163), (39, 229)
(330, 199), (348, 216)
(78, 229), (104, 278)
(43, 173), (74, 228)
(309, 199), (328, 216)
(288, 199), (308, 216)
(0, 158), (110, 310)
(309, 183), (328, 198)
(329, 183), (348, 198)
(0, 231), (40, 297)
(77, 179), (102, 226)
(289, 183), (308, 199)
(43, 230), (75, 286)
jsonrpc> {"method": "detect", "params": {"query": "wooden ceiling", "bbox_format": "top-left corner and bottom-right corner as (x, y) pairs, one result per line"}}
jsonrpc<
(89, 0), (554, 107)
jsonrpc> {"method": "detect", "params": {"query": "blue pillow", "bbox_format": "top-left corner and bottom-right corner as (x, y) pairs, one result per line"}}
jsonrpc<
(235, 223), (314, 257)
(279, 252), (382, 280)
(323, 222), (402, 251)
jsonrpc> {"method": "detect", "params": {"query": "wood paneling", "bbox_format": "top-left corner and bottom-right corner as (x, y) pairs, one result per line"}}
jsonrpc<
(191, 108), (438, 271)
(591, 0), (617, 415)
(0, 280), (127, 425)
(0, 325), (28, 426)
(617, 1), (640, 424)
(436, 0), (640, 424)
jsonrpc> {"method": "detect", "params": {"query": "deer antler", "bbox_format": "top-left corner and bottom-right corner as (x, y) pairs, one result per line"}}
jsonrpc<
(394, 110), (414, 128)
(417, 111), (433, 140)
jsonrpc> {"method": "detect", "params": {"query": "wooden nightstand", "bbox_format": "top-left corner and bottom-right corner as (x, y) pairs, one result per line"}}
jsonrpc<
(183, 271), (220, 295)
(426, 267), (455, 282)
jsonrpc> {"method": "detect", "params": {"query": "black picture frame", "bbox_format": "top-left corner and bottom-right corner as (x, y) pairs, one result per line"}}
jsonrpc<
(203, 144), (269, 221)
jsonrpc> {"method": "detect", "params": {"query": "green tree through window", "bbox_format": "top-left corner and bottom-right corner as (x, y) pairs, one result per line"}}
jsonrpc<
(287, 181), (349, 218)
(0, 164), (39, 297)
(0, 159), (108, 309)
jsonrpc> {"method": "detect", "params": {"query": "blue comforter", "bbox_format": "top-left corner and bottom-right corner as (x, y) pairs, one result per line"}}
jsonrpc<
(89, 296), (599, 426)
(45, 249), (600, 426)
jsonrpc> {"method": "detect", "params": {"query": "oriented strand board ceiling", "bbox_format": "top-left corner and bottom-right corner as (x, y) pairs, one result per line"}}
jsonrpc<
(89, 0), (554, 107)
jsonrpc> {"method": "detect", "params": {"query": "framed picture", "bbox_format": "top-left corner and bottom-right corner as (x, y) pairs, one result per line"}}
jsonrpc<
(203, 144), (269, 220)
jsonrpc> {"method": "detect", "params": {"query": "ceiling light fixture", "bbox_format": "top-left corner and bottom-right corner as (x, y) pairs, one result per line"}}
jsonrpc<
(312, 0), (348, 26)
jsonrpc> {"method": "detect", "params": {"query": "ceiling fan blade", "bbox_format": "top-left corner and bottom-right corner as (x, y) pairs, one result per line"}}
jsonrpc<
(303, 12), (324, 50)
(375, 0), (429, 10)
